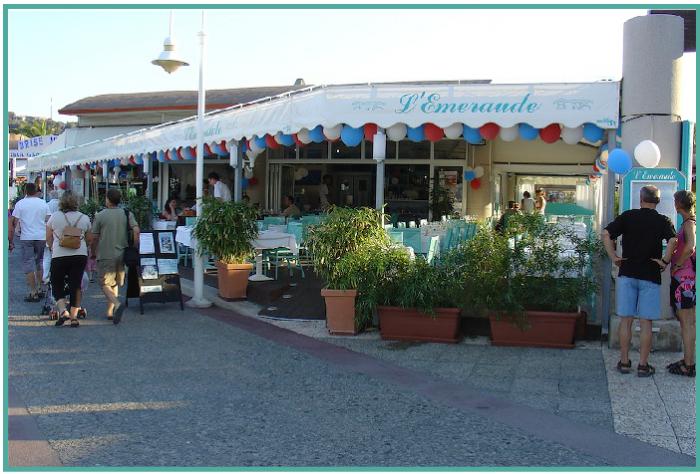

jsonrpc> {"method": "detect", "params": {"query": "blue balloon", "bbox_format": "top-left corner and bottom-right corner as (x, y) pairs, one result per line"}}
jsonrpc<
(134, 154), (144, 165)
(309, 125), (325, 143)
(240, 140), (248, 153)
(463, 170), (476, 181)
(156, 151), (165, 163)
(277, 133), (295, 147)
(608, 148), (633, 174)
(583, 123), (604, 143)
(518, 123), (538, 141)
(406, 125), (425, 142)
(463, 125), (482, 145)
(254, 135), (267, 150)
(340, 125), (363, 147)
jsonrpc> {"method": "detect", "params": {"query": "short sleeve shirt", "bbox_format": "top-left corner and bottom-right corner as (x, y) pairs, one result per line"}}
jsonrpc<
(91, 208), (138, 261)
(605, 208), (677, 284)
(213, 181), (232, 201)
(47, 211), (91, 258)
(12, 196), (49, 241)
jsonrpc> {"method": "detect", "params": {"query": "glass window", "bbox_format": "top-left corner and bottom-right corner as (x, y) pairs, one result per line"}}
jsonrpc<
(433, 139), (467, 160)
(366, 140), (396, 160)
(300, 142), (328, 160)
(329, 141), (361, 159)
(398, 141), (431, 160)
(268, 146), (297, 160)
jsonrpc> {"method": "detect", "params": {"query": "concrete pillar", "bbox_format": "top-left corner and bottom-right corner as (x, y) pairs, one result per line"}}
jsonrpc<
(622, 14), (684, 168)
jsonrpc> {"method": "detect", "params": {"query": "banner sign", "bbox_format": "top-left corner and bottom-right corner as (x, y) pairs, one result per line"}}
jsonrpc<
(622, 167), (687, 230)
(28, 82), (620, 171)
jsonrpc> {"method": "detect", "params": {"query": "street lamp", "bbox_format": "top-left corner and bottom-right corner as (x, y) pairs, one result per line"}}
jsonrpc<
(153, 11), (211, 308)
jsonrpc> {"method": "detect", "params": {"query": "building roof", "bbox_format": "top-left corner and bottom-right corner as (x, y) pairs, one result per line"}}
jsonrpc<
(58, 85), (312, 115)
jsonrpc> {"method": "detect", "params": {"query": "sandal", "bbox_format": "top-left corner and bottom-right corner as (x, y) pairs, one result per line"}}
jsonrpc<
(637, 363), (656, 377)
(24, 294), (40, 303)
(55, 312), (69, 327)
(617, 360), (632, 374)
(669, 361), (695, 377)
(667, 359), (685, 370)
(70, 319), (79, 328)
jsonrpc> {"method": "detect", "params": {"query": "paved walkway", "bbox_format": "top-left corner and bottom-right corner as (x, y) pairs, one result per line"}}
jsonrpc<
(6, 253), (695, 467)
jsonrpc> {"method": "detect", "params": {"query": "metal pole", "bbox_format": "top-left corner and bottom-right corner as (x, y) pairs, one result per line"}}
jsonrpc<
(234, 143), (243, 202)
(600, 130), (617, 335)
(187, 11), (211, 308)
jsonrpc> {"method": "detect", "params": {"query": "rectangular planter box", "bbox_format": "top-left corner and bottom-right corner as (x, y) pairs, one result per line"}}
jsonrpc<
(489, 311), (580, 349)
(378, 306), (461, 343)
(321, 289), (358, 335)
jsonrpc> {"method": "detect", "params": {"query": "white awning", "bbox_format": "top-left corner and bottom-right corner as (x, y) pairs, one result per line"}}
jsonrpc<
(28, 81), (619, 172)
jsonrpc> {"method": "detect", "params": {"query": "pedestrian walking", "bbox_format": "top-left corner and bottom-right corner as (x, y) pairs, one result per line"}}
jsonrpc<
(8, 183), (49, 302)
(46, 192), (92, 328)
(664, 190), (696, 377)
(90, 189), (140, 324)
(603, 185), (677, 377)
(521, 191), (535, 213)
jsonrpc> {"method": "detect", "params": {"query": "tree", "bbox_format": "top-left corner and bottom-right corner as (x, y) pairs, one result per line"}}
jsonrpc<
(18, 119), (60, 137)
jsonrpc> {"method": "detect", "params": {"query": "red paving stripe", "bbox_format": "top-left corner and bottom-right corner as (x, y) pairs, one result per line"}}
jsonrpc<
(197, 304), (695, 468)
(7, 382), (63, 467)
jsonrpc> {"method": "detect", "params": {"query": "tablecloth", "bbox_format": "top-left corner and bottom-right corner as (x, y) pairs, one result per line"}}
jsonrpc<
(176, 227), (298, 256)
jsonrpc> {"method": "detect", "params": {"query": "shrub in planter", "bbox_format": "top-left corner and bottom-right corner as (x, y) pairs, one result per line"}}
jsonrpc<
(124, 194), (154, 231)
(376, 257), (463, 343)
(452, 214), (601, 348)
(306, 206), (390, 334)
(79, 198), (104, 222)
(192, 197), (258, 299)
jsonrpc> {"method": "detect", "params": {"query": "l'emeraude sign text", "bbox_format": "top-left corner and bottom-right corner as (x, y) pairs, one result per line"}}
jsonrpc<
(396, 92), (541, 115)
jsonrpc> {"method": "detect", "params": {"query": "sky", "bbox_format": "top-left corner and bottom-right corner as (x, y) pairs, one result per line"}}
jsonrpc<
(7, 7), (696, 122)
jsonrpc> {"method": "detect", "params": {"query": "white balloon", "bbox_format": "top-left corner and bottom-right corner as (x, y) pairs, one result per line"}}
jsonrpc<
(634, 140), (661, 168)
(323, 124), (342, 141)
(600, 149), (609, 162)
(69, 164), (78, 172)
(499, 125), (518, 142)
(249, 136), (264, 154)
(120, 157), (130, 166)
(443, 123), (463, 140)
(297, 128), (312, 144)
(561, 126), (584, 145)
(387, 123), (407, 142)
(244, 167), (254, 179)
(474, 166), (484, 178)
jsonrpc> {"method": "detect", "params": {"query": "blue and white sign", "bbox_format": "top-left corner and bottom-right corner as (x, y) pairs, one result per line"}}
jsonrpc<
(622, 167), (687, 230)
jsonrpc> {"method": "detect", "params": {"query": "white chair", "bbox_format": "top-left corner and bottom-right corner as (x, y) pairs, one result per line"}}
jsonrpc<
(397, 222), (406, 229)
(408, 221), (417, 228)
(419, 219), (428, 227)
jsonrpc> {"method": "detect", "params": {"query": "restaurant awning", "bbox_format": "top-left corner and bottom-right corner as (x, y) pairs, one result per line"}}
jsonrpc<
(28, 81), (620, 172)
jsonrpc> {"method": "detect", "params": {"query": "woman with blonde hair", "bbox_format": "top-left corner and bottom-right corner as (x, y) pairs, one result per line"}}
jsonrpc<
(46, 191), (92, 327)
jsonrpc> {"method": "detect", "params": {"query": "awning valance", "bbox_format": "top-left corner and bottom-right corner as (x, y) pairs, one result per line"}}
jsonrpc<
(28, 81), (619, 172)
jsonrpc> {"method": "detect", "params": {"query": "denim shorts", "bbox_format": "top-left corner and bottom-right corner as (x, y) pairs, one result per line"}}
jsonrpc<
(616, 276), (661, 320)
(20, 240), (45, 274)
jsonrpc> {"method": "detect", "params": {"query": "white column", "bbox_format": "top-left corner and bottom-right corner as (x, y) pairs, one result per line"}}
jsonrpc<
(373, 130), (386, 211)
(187, 11), (211, 309)
(231, 141), (242, 202)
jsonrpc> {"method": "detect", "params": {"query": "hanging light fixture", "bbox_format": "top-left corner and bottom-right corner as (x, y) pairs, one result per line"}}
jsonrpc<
(152, 11), (189, 74)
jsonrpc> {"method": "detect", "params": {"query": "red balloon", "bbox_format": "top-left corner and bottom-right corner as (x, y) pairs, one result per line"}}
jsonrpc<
(59, 181), (67, 190)
(176, 148), (184, 160)
(248, 177), (258, 186)
(220, 140), (228, 153)
(479, 123), (500, 140)
(364, 123), (378, 142)
(424, 123), (444, 142)
(204, 143), (213, 156)
(470, 178), (482, 190)
(592, 163), (600, 173)
(129, 156), (136, 164)
(292, 134), (304, 147)
(165, 150), (172, 161)
(539, 123), (561, 144)
(265, 134), (280, 149)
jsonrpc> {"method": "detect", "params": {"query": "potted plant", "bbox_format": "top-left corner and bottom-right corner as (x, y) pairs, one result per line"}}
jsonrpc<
(454, 214), (600, 348)
(79, 198), (104, 221)
(192, 197), (258, 299)
(376, 256), (463, 343)
(306, 206), (390, 335)
(124, 194), (154, 231)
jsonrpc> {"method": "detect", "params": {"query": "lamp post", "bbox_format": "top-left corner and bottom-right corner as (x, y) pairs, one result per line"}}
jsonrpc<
(153, 11), (211, 308)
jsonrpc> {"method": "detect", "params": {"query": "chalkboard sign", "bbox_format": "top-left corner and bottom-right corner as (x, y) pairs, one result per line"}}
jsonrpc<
(125, 230), (184, 314)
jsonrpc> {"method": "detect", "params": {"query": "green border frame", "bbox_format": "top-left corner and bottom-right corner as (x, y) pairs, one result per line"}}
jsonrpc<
(3, 3), (699, 471)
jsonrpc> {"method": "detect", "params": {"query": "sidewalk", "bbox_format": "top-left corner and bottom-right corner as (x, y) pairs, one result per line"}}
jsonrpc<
(182, 278), (696, 458)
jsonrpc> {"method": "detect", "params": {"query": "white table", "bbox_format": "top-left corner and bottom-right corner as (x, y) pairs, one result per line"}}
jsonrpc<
(249, 230), (298, 282)
(176, 227), (298, 282)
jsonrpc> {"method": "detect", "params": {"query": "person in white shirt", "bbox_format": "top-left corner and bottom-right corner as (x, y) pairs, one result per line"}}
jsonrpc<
(9, 183), (50, 302)
(47, 190), (60, 217)
(207, 172), (232, 202)
(535, 188), (548, 216)
(521, 191), (535, 214)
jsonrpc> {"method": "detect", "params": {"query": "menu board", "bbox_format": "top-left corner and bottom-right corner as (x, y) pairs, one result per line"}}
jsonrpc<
(133, 230), (183, 314)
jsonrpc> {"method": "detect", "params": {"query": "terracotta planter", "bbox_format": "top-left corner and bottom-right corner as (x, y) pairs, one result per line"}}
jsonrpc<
(378, 306), (461, 343)
(489, 311), (580, 349)
(216, 262), (254, 300)
(321, 289), (358, 335)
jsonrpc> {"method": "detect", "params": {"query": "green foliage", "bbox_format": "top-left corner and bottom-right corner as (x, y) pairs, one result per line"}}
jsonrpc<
(448, 213), (602, 326)
(79, 198), (104, 221)
(429, 177), (456, 221)
(192, 197), (258, 264)
(124, 194), (154, 230)
(306, 206), (389, 289)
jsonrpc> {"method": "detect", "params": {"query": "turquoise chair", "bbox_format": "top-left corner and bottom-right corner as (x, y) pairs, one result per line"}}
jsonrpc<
(424, 236), (440, 265)
(185, 217), (197, 226)
(388, 230), (404, 245)
(440, 227), (454, 253)
(401, 229), (422, 254)
(463, 223), (477, 241)
(264, 216), (286, 226)
(256, 220), (266, 231)
(270, 223), (306, 280)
